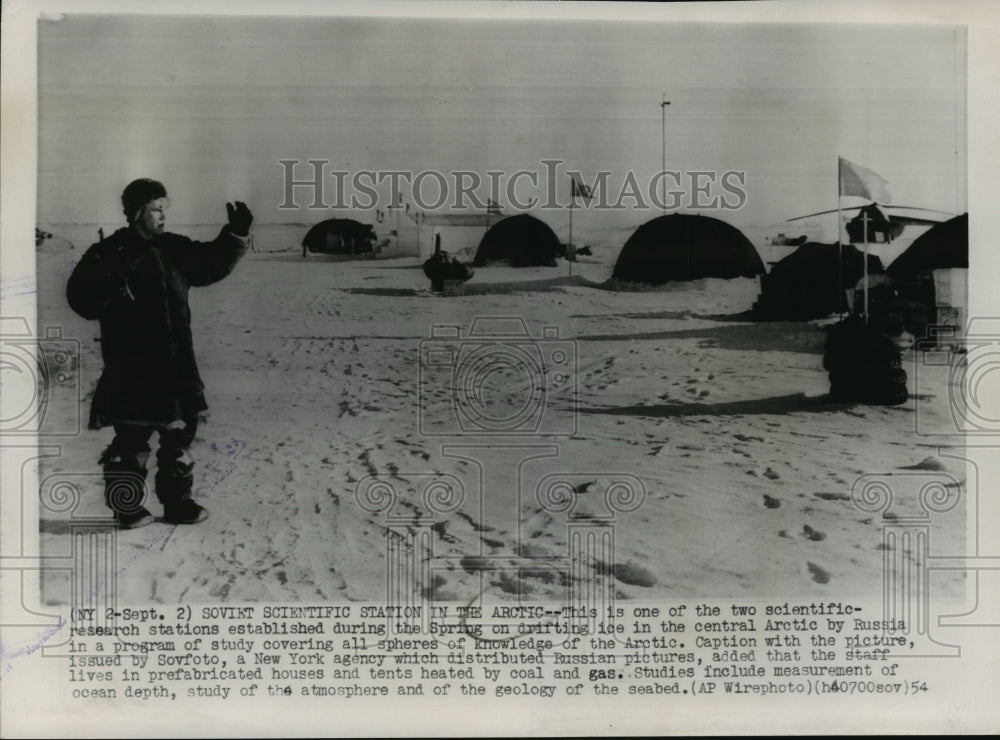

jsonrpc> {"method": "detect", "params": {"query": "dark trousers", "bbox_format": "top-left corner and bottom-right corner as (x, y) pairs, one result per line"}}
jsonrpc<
(100, 417), (199, 515)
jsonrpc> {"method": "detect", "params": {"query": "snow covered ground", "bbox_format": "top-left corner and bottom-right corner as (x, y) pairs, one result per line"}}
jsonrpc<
(36, 225), (967, 606)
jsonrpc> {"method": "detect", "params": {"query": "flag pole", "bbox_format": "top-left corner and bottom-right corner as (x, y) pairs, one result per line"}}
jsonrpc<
(862, 210), (870, 323)
(568, 178), (575, 278)
(837, 157), (844, 316)
(661, 95), (671, 214)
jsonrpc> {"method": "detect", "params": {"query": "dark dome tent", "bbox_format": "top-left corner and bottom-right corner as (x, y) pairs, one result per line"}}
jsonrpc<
(474, 214), (561, 267)
(302, 219), (377, 256)
(885, 214), (968, 341)
(751, 242), (884, 320)
(612, 214), (765, 285)
(887, 213), (968, 278)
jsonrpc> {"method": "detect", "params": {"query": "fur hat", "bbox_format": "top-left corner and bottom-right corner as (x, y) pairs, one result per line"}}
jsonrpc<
(121, 179), (167, 223)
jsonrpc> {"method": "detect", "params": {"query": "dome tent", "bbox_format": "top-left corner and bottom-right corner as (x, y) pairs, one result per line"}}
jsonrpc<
(752, 242), (884, 321)
(302, 219), (377, 256)
(473, 214), (561, 267)
(886, 214), (968, 342)
(612, 214), (765, 285)
(887, 213), (967, 277)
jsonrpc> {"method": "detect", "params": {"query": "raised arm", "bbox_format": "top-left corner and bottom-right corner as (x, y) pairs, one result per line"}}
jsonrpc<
(172, 201), (253, 287)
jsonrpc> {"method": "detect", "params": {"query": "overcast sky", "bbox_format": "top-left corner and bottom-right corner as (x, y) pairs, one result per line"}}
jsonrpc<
(37, 14), (965, 241)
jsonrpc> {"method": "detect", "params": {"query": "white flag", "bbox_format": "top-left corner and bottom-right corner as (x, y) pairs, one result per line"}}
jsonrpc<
(839, 157), (891, 204)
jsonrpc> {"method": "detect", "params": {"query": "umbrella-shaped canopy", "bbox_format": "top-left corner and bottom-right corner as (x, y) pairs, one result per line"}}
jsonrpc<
(612, 213), (765, 284)
(302, 219), (377, 254)
(752, 242), (884, 320)
(474, 214), (561, 267)
(887, 213), (968, 277)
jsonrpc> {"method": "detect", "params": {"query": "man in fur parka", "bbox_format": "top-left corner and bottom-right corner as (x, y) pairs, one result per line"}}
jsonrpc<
(67, 178), (252, 528)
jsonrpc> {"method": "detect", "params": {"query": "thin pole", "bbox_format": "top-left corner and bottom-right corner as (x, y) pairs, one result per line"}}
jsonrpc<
(568, 182), (575, 277)
(661, 95), (671, 213)
(862, 210), (870, 323)
(954, 29), (962, 215)
(837, 158), (844, 315)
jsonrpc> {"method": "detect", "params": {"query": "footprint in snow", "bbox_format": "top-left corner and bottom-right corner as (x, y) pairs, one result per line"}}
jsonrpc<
(802, 525), (826, 541)
(807, 562), (831, 584)
(899, 456), (946, 471)
(596, 560), (658, 587)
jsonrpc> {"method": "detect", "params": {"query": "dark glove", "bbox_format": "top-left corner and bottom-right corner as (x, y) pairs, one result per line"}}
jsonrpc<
(226, 201), (253, 237)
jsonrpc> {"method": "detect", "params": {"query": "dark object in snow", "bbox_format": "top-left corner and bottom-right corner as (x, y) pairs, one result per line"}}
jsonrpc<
(823, 315), (908, 406)
(474, 214), (561, 267)
(302, 219), (378, 257)
(613, 213), (765, 285)
(753, 242), (884, 321)
(423, 248), (475, 293)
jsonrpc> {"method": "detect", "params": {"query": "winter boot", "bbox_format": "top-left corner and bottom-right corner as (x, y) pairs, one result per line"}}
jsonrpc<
(162, 498), (209, 525)
(156, 452), (208, 524)
(99, 447), (153, 529)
